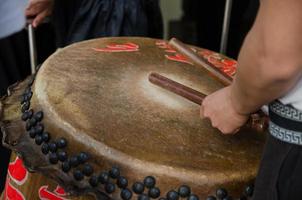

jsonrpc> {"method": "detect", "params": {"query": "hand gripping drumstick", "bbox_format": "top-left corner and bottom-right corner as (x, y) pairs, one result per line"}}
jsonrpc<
(168, 38), (269, 131)
(148, 72), (268, 132)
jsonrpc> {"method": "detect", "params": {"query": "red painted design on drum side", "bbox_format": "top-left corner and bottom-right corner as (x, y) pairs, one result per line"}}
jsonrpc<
(92, 42), (139, 52)
(7, 157), (28, 185)
(39, 186), (68, 200)
(3, 178), (26, 200)
(54, 186), (67, 196)
(156, 41), (193, 65)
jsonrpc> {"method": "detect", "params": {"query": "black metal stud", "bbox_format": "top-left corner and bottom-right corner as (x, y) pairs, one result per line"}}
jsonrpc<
(89, 175), (99, 187)
(82, 163), (94, 176)
(35, 135), (43, 145)
(73, 169), (84, 181)
(62, 161), (71, 173)
(78, 152), (89, 163)
(138, 194), (150, 200)
(99, 172), (110, 184)
(109, 166), (120, 179)
(48, 142), (57, 153)
(26, 117), (36, 130)
(117, 176), (128, 189)
(178, 185), (191, 198)
(57, 151), (68, 162)
(28, 109), (34, 119)
(244, 185), (254, 197)
(216, 188), (228, 199)
(29, 128), (36, 138)
(188, 194), (199, 200)
(24, 92), (33, 102)
(41, 143), (49, 154)
(105, 183), (116, 194)
(20, 95), (26, 105)
(21, 101), (30, 113)
(21, 112), (28, 121)
(56, 138), (67, 148)
(34, 111), (43, 121)
(206, 196), (216, 200)
(49, 153), (59, 164)
(35, 124), (44, 135)
(42, 132), (50, 142)
(121, 188), (132, 200)
(148, 187), (161, 199)
(21, 110), (33, 121)
(69, 156), (80, 167)
(132, 182), (145, 194)
(166, 190), (179, 200)
(144, 176), (156, 188)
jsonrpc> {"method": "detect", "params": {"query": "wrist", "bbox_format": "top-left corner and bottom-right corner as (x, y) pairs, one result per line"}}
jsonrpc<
(229, 84), (253, 116)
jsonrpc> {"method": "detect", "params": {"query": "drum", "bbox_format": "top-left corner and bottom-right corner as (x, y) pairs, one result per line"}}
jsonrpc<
(0, 37), (265, 200)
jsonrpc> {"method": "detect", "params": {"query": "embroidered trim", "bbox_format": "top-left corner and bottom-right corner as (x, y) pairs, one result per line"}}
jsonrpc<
(269, 121), (302, 146)
(269, 101), (302, 122)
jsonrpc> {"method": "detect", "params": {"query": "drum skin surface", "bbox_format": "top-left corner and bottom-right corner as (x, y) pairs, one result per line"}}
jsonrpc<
(1, 37), (265, 199)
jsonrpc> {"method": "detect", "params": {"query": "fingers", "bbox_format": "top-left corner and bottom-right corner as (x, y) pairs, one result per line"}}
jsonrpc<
(33, 10), (48, 27)
(200, 100), (240, 135)
(25, 1), (53, 27)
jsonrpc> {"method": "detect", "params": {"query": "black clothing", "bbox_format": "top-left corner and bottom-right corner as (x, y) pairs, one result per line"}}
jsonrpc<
(52, 0), (163, 47)
(253, 102), (302, 200)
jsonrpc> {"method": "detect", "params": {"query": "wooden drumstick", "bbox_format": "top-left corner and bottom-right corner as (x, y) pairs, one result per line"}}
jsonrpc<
(148, 72), (268, 132)
(169, 38), (233, 86)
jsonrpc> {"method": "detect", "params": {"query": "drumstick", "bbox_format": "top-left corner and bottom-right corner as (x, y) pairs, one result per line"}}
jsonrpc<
(149, 72), (206, 105)
(148, 72), (268, 132)
(169, 38), (233, 86)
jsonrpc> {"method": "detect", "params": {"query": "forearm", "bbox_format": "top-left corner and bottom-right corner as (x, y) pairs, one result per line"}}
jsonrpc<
(229, 0), (302, 114)
(231, 47), (302, 114)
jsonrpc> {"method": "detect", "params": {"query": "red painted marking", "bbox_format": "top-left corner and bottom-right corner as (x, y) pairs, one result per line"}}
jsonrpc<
(54, 186), (67, 196)
(8, 157), (28, 185)
(3, 178), (25, 200)
(198, 50), (237, 77)
(164, 49), (177, 53)
(39, 186), (68, 200)
(156, 41), (193, 65)
(155, 40), (173, 49)
(93, 42), (139, 52)
(165, 54), (193, 65)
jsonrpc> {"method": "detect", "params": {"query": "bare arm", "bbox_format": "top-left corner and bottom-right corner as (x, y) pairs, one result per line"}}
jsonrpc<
(232, 0), (302, 114)
(201, 0), (302, 134)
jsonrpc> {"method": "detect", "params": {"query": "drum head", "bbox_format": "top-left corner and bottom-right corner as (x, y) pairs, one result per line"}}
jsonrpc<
(4, 37), (265, 199)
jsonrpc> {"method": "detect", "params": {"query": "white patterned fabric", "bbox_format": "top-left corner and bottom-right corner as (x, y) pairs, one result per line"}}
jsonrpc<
(280, 78), (302, 110)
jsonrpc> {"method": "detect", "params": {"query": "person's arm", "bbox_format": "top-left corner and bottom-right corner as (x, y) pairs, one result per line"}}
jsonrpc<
(201, 0), (302, 134)
(25, 0), (53, 28)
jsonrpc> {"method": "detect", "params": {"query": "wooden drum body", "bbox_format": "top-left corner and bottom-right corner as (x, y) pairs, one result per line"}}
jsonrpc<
(0, 37), (265, 200)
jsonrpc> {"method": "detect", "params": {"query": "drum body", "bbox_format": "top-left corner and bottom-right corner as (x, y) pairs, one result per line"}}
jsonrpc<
(0, 37), (265, 200)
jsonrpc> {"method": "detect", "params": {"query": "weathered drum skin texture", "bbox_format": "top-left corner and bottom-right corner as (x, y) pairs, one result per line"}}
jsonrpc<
(0, 37), (266, 200)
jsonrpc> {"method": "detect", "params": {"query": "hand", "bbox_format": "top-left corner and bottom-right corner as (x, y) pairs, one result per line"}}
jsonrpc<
(200, 86), (249, 134)
(25, 0), (54, 28)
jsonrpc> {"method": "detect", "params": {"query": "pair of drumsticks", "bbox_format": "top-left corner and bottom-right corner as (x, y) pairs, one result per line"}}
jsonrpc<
(148, 38), (268, 132)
